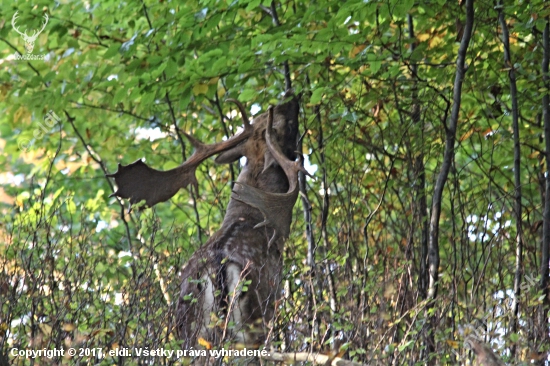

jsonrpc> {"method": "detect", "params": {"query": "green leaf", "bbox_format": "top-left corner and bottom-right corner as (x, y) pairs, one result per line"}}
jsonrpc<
(393, 0), (414, 18)
(112, 87), (127, 105)
(193, 83), (209, 95)
(165, 59), (178, 76)
(310, 88), (325, 104)
(104, 44), (120, 59)
(238, 89), (257, 102)
(370, 60), (381, 74)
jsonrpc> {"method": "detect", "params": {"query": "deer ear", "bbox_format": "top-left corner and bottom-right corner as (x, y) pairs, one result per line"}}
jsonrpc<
(214, 145), (245, 164)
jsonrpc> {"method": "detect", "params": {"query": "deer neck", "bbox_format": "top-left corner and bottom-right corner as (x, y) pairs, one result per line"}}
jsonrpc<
(224, 164), (290, 224)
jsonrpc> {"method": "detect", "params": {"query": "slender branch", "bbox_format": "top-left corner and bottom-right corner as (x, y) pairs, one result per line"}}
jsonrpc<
(73, 101), (150, 121)
(540, 5), (550, 341)
(425, 0), (474, 362)
(211, 93), (236, 188)
(33, 117), (63, 230)
(427, 0), (475, 301)
(408, 12), (431, 363)
(299, 124), (317, 341)
(268, 1), (292, 91)
(316, 107), (338, 349)
(65, 111), (134, 249)
(140, 0), (203, 243)
(141, 0), (154, 29)
(498, 1), (522, 358)
(0, 37), (43, 78)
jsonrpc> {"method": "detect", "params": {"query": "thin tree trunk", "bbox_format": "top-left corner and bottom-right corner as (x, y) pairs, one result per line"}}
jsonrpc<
(407, 14), (428, 302)
(426, 0), (475, 362)
(316, 113), (338, 351)
(408, 14), (429, 364)
(540, 11), (550, 346)
(297, 105), (317, 342)
(497, 2), (522, 359)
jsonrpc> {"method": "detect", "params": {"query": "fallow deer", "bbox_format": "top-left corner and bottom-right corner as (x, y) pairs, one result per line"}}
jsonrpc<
(107, 94), (305, 350)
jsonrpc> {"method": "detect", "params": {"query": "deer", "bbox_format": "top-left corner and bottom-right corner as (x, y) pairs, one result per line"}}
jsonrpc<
(107, 93), (306, 351)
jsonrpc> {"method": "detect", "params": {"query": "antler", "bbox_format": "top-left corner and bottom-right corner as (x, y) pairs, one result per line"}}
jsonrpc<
(107, 101), (252, 209)
(11, 12), (25, 37)
(11, 12), (49, 40)
(226, 98), (250, 126)
(33, 14), (49, 39)
(231, 106), (310, 247)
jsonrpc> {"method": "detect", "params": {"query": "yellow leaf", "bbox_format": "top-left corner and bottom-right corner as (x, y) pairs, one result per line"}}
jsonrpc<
(14, 106), (31, 125)
(237, 9), (249, 19)
(198, 337), (212, 350)
(39, 323), (53, 336)
(417, 33), (430, 42)
(459, 128), (474, 141)
(193, 84), (209, 95)
(233, 343), (246, 350)
(90, 328), (114, 337)
(62, 323), (76, 332)
(446, 340), (459, 349)
(0, 83), (11, 102)
(429, 35), (444, 48)
(383, 284), (396, 299)
(350, 44), (366, 58)
(0, 322), (7, 336)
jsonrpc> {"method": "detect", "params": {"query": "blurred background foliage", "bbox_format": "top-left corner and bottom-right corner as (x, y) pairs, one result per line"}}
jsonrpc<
(0, 0), (549, 364)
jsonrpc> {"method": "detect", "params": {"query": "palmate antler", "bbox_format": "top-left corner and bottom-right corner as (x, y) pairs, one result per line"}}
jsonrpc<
(231, 106), (310, 246)
(106, 100), (252, 208)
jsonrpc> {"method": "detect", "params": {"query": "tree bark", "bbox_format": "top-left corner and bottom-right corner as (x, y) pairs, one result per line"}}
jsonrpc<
(407, 14), (428, 302)
(540, 10), (550, 346)
(426, 0), (475, 362)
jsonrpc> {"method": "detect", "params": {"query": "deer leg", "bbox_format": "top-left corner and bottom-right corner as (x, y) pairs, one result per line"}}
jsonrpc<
(199, 274), (216, 340)
(225, 263), (249, 344)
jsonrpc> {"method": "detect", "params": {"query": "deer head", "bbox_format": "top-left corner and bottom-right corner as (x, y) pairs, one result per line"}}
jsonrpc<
(11, 12), (49, 54)
(108, 94), (306, 349)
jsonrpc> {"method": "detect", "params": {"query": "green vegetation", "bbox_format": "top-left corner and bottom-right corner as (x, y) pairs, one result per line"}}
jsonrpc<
(0, 0), (549, 364)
